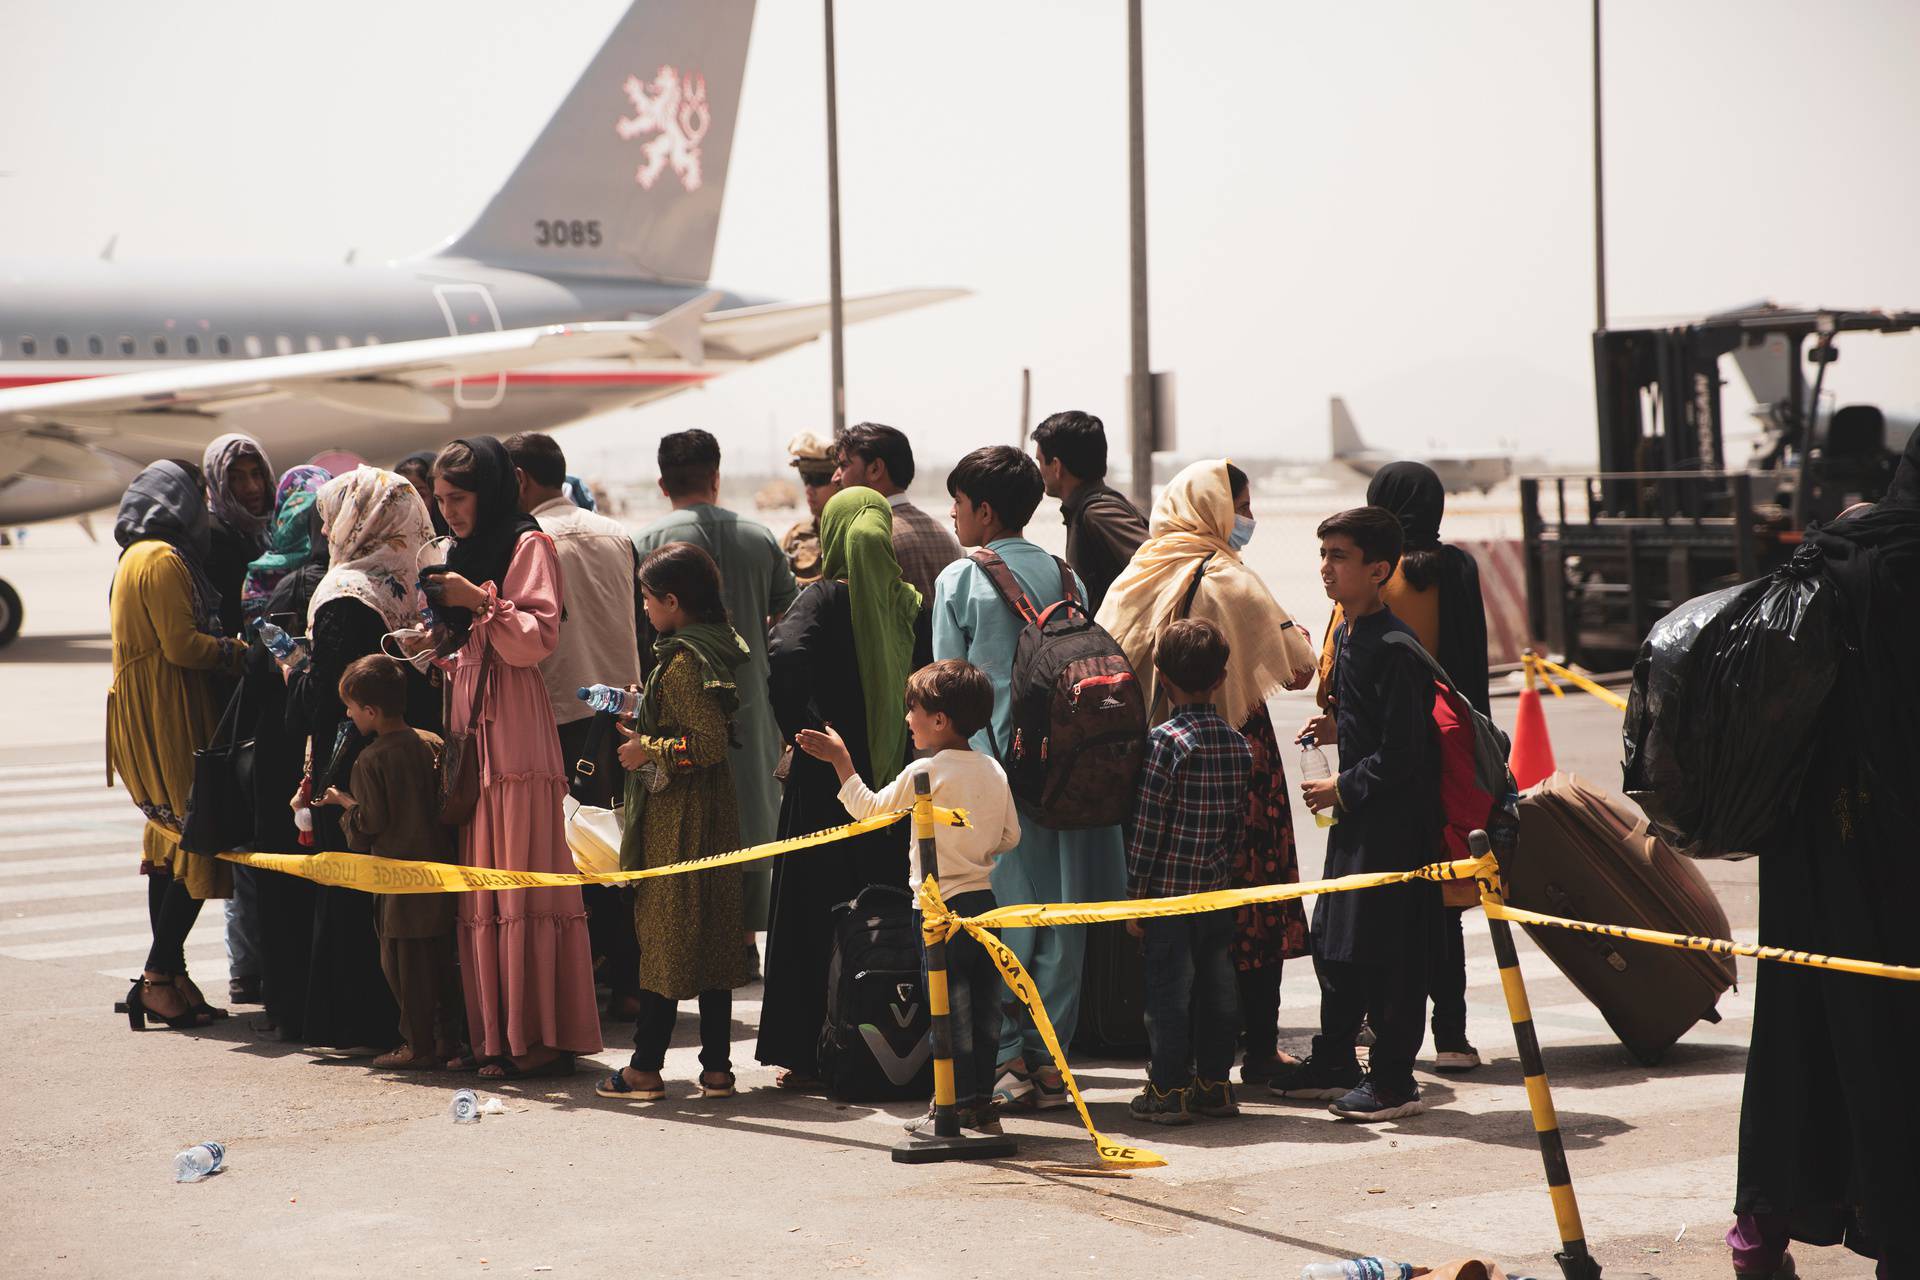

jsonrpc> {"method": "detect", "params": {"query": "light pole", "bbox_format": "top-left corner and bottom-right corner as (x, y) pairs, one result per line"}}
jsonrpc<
(825, 0), (846, 437)
(1592, 0), (1607, 332)
(1126, 0), (1153, 507)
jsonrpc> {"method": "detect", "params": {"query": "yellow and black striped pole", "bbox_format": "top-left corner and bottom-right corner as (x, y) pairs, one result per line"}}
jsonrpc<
(893, 770), (1016, 1163)
(1472, 828), (1603, 1280)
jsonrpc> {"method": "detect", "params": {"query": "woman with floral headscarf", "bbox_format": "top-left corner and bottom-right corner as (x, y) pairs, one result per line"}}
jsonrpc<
(285, 466), (439, 1052)
(226, 463), (331, 1026)
(755, 486), (919, 1087)
(107, 459), (247, 1030)
(201, 433), (275, 638)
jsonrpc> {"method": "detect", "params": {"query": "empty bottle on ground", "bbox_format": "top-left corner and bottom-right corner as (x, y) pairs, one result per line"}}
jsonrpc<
(172, 1140), (225, 1183)
(450, 1089), (480, 1123)
(1299, 1259), (1415, 1280)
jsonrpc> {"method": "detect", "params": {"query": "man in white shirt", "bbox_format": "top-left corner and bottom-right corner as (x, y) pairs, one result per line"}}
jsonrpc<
(797, 659), (1020, 1135)
(506, 431), (643, 1010)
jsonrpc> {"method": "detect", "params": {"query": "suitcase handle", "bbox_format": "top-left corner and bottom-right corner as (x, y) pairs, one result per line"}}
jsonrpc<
(1544, 881), (1630, 973)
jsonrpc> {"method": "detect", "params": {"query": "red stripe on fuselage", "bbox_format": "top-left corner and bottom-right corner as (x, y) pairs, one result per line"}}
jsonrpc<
(0, 369), (716, 391)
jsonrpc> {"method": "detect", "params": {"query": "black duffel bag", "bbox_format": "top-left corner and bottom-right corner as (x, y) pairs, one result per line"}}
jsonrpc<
(1623, 547), (1840, 859)
(180, 676), (257, 855)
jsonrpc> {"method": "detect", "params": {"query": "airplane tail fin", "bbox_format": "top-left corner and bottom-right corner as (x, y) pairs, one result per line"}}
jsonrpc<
(433, 0), (756, 284)
(1329, 396), (1367, 457)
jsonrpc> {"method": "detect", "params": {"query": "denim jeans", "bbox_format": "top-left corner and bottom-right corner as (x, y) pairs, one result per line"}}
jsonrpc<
(1141, 907), (1240, 1091)
(926, 890), (1000, 1108)
(224, 864), (262, 980)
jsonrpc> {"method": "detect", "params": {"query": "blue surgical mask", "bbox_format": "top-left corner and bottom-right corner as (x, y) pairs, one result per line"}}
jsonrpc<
(1229, 514), (1256, 549)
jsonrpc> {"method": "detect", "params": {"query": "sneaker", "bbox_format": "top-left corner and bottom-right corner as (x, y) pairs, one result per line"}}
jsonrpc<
(1031, 1071), (1070, 1110)
(1328, 1078), (1426, 1122)
(1128, 1082), (1194, 1126)
(1238, 1051), (1300, 1087)
(1190, 1077), (1240, 1118)
(1433, 1042), (1481, 1073)
(1735, 1253), (1796, 1279)
(903, 1104), (1005, 1136)
(1267, 1054), (1363, 1101)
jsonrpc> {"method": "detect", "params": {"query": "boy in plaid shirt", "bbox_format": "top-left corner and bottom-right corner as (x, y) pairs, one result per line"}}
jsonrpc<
(1123, 618), (1253, 1125)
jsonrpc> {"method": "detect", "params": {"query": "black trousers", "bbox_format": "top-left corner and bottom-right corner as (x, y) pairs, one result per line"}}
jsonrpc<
(1311, 951), (1430, 1095)
(630, 988), (732, 1074)
(144, 874), (205, 976)
(1429, 906), (1469, 1044)
(1236, 963), (1284, 1063)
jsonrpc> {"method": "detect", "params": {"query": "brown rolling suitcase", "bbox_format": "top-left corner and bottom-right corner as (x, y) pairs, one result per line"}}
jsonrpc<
(1506, 772), (1735, 1064)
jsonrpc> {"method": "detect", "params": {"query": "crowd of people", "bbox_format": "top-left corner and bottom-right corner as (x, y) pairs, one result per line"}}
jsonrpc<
(105, 412), (1498, 1127)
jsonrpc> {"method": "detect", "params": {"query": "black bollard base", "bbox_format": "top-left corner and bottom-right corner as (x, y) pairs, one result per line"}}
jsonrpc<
(890, 1131), (1018, 1164)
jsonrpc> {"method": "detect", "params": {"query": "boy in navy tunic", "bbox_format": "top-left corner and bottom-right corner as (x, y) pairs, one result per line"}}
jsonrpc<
(1270, 506), (1442, 1121)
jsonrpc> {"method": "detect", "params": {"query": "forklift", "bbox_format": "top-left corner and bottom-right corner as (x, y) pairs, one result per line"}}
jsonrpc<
(1522, 301), (1918, 668)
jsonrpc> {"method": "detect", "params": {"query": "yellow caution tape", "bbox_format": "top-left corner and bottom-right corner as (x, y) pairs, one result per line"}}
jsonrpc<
(217, 805), (970, 894)
(920, 875), (1166, 1169)
(919, 854), (1495, 1166)
(1484, 900), (1920, 983)
(1523, 652), (1628, 712)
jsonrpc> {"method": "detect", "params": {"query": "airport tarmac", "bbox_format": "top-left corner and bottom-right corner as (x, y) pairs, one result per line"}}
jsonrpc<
(0, 489), (1865, 1279)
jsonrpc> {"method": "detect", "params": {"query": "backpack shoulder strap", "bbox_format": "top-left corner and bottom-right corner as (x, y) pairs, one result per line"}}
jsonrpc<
(1178, 553), (1216, 619)
(1383, 629), (1453, 690)
(1053, 556), (1080, 606)
(969, 549), (1041, 625)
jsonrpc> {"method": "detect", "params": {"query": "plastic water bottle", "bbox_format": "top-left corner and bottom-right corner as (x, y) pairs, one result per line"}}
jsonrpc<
(1299, 1259), (1414, 1280)
(258, 621), (309, 673)
(578, 684), (640, 716)
(450, 1089), (480, 1124)
(172, 1140), (225, 1182)
(1300, 734), (1339, 829)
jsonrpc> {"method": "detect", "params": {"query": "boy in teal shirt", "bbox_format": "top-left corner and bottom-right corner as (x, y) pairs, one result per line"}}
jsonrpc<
(932, 445), (1128, 1110)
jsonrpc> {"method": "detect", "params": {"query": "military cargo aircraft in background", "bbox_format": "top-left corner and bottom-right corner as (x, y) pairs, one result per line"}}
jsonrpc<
(0, 0), (962, 645)
(1327, 395), (1513, 495)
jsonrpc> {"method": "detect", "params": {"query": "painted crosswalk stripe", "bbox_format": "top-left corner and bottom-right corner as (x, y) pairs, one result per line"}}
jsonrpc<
(0, 853), (136, 878)
(0, 829), (142, 855)
(0, 877), (142, 905)
(0, 906), (153, 937)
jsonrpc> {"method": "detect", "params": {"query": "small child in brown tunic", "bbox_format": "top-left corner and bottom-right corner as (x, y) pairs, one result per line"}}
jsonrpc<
(323, 654), (464, 1070)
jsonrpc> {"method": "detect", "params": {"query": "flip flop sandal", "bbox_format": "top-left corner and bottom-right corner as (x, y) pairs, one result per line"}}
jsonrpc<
(696, 1072), (737, 1099)
(372, 1049), (431, 1070)
(773, 1069), (822, 1091)
(596, 1071), (666, 1101)
(482, 1052), (577, 1080)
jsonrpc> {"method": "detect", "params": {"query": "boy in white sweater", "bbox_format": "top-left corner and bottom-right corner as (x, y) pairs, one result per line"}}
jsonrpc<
(797, 659), (1021, 1134)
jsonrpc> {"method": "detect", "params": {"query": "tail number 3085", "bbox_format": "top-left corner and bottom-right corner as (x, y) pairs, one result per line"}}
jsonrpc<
(535, 219), (603, 247)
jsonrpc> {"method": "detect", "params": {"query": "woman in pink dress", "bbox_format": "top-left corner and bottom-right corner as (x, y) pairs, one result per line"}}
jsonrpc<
(429, 436), (601, 1077)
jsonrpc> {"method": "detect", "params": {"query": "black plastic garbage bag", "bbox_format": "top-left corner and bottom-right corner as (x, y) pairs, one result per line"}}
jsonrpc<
(1623, 549), (1840, 859)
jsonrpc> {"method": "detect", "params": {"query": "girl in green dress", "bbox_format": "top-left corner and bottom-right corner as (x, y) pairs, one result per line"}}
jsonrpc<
(597, 542), (753, 1101)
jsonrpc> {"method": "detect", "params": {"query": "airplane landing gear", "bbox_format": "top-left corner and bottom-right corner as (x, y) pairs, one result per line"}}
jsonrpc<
(0, 579), (22, 648)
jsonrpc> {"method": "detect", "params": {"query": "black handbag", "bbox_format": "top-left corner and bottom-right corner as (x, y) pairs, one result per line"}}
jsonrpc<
(180, 677), (257, 855)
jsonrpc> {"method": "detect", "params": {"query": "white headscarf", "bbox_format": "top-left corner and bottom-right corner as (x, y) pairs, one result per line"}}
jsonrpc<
(307, 467), (434, 632)
(201, 432), (276, 545)
(1094, 459), (1318, 727)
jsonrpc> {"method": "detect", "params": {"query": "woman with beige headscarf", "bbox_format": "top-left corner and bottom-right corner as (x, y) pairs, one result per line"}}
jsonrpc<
(1096, 458), (1319, 1085)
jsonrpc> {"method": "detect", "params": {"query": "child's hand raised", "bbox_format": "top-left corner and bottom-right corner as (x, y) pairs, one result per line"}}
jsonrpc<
(794, 724), (857, 783)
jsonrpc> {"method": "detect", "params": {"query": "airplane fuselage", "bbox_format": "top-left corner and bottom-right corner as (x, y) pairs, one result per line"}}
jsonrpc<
(0, 256), (755, 520)
(1333, 451), (1513, 495)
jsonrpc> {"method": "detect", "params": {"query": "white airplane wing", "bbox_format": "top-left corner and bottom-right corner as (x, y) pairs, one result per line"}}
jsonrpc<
(0, 286), (964, 446)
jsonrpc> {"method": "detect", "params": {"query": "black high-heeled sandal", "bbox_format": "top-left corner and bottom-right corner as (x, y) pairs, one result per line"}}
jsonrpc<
(176, 972), (230, 1021)
(126, 976), (214, 1031)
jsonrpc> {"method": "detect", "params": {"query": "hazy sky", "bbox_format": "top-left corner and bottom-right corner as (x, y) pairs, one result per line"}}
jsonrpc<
(2, 0), (1918, 475)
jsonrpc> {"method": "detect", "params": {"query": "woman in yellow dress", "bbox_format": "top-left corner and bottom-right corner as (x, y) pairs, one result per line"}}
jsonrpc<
(107, 460), (246, 1029)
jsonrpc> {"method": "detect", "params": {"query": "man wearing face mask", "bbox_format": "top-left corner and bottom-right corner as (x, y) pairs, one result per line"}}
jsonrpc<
(1033, 411), (1149, 613)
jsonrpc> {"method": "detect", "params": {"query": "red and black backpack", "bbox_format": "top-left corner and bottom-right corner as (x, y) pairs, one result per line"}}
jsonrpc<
(969, 549), (1148, 829)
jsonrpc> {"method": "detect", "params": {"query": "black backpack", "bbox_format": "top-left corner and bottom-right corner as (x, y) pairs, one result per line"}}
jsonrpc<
(969, 549), (1148, 829)
(817, 885), (934, 1102)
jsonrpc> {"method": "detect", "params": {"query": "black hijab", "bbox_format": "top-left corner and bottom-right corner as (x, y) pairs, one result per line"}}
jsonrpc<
(1366, 460), (1491, 714)
(113, 459), (223, 634)
(439, 436), (540, 639)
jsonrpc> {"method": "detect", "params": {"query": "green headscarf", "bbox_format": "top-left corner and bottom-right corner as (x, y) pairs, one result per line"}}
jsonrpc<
(818, 486), (922, 784)
(637, 621), (749, 735)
